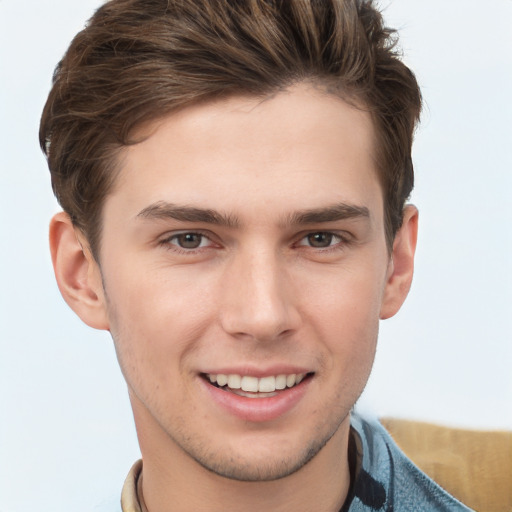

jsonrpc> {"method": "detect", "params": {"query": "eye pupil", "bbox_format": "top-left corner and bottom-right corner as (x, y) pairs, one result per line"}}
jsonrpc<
(308, 232), (333, 247)
(177, 233), (202, 249)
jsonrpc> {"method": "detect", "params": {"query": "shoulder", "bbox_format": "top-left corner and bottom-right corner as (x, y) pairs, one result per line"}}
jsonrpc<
(348, 413), (474, 511)
(379, 417), (512, 512)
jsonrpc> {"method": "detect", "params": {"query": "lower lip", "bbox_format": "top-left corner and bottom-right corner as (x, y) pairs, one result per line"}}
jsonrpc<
(201, 377), (311, 423)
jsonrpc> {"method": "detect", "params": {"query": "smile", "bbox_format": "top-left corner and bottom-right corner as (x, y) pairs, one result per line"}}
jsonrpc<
(201, 371), (313, 421)
(205, 373), (309, 397)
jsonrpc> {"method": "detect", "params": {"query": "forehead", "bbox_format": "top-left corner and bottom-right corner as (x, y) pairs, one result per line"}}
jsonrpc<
(107, 84), (382, 226)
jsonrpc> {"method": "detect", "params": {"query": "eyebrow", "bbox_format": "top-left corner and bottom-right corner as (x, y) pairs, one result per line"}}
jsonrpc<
(285, 203), (370, 225)
(137, 200), (369, 228)
(136, 201), (240, 228)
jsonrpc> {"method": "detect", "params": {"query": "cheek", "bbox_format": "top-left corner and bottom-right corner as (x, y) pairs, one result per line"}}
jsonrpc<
(297, 261), (384, 365)
(312, 279), (380, 403)
(104, 263), (217, 381)
(299, 260), (385, 327)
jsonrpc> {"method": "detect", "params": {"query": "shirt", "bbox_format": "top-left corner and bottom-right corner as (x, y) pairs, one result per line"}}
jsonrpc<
(117, 413), (474, 511)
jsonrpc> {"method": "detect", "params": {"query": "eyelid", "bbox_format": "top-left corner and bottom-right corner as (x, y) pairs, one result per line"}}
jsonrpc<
(292, 231), (356, 257)
(295, 230), (349, 245)
(156, 229), (353, 253)
(158, 229), (219, 251)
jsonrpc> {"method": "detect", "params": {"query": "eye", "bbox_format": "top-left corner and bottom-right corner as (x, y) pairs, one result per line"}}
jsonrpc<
(166, 232), (212, 250)
(297, 232), (343, 248)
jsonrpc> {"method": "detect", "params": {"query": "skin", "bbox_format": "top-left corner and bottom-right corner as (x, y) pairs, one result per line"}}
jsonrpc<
(50, 84), (418, 512)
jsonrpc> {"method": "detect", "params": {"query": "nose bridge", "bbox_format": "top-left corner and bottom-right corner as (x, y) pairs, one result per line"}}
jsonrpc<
(219, 243), (298, 341)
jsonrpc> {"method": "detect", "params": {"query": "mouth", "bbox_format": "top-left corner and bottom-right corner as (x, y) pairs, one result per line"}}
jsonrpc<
(202, 372), (313, 398)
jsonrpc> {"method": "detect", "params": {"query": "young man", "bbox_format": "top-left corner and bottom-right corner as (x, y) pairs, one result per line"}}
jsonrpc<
(40, 0), (473, 510)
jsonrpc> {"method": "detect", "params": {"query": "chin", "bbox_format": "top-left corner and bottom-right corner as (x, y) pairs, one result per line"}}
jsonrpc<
(192, 440), (325, 482)
(181, 415), (348, 482)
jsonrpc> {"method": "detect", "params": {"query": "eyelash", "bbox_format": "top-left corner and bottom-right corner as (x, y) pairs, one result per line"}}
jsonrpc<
(158, 231), (215, 254)
(158, 231), (351, 254)
(295, 232), (349, 252)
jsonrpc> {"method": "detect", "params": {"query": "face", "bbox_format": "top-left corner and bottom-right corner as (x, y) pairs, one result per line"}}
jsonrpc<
(94, 85), (397, 481)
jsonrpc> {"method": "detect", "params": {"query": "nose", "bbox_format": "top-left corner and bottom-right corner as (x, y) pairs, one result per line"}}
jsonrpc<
(219, 247), (300, 342)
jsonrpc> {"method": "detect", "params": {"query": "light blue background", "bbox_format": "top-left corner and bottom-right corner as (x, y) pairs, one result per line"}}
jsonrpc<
(1, 1), (511, 510)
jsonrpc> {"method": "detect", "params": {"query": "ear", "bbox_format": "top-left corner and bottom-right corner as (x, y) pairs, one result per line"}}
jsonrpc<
(49, 212), (109, 330)
(379, 205), (419, 320)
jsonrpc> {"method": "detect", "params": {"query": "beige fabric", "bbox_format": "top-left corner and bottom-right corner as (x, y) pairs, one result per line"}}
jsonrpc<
(380, 418), (512, 512)
(121, 460), (143, 512)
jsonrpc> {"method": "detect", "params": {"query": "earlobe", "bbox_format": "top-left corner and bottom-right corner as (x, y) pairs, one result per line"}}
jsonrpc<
(49, 212), (110, 330)
(379, 205), (419, 320)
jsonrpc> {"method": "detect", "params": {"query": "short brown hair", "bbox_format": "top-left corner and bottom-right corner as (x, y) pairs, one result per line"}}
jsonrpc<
(40, 0), (421, 259)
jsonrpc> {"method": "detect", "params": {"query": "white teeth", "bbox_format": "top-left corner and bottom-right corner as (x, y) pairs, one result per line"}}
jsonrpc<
(241, 376), (259, 392)
(206, 372), (308, 392)
(227, 374), (241, 389)
(275, 374), (287, 390)
(216, 374), (228, 387)
(258, 376), (275, 392)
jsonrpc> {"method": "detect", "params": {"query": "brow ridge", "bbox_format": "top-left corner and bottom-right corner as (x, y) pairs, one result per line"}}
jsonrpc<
(286, 203), (370, 225)
(137, 201), (240, 228)
(137, 201), (369, 228)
